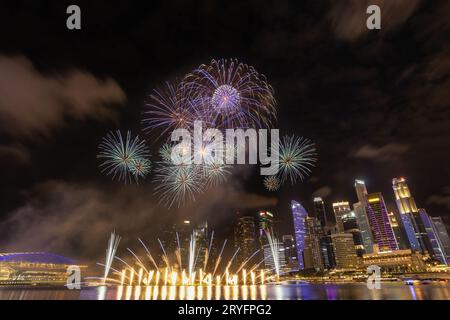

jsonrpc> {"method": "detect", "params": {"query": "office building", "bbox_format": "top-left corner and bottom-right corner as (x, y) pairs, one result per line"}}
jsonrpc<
(431, 217), (450, 264)
(291, 200), (308, 270)
(313, 197), (328, 229)
(392, 177), (432, 254)
(330, 233), (358, 270)
(342, 211), (365, 256)
(332, 201), (351, 233)
(262, 241), (286, 272)
(419, 209), (447, 265)
(353, 180), (374, 253)
(366, 192), (398, 251)
(282, 235), (298, 271)
(303, 217), (324, 270)
(234, 213), (257, 267)
(388, 211), (408, 250)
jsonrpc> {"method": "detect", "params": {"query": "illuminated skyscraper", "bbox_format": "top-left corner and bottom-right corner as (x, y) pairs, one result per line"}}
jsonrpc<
(431, 217), (450, 264)
(332, 201), (351, 233)
(234, 212), (257, 266)
(388, 211), (408, 250)
(262, 241), (286, 272)
(303, 217), (324, 270)
(170, 220), (193, 268)
(366, 192), (398, 251)
(193, 220), (210, 270)
(258, 210), (274, 245)
(331, 233), (358, 269)
(392, 177), (432, 253)
(419, 209), (447, 265)
(313, 197), (328, 229)
(342, 211), (365, 256)
(282, 235), (298, 270)
(353, 180), (374, 253)
(291, 200), (308, 270)
(355, 179), (368, 204)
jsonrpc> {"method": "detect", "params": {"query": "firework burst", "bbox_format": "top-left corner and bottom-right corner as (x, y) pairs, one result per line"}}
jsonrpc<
(142, 81), (205, 137)
(202, 163), (232, 187)
(183, 58), (277, 129)
(275, 135), (316, 184)
(153, 162), (203, 208)
(97, 130), (151, 183)
(158, 143), (173, 162)
(263, 176), (281, 191)
(129, 158), (152, 179)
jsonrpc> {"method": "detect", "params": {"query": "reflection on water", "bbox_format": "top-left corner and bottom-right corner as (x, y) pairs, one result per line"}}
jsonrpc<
(112, 285), (267, 300)
(0, 283), (449, 300)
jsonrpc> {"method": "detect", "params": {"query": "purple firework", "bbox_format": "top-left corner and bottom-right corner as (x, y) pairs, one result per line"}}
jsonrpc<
(142, 81), (206, 137)
(182, 58), (277, 129)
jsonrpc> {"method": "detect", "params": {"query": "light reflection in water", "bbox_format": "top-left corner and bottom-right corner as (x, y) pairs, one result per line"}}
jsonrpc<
(114, 285), (268, 300)
(125, 285), (132, 300)
(408, 285), (417, 300)
(97, 286), (107, 300)
(134, 286), (141, 300)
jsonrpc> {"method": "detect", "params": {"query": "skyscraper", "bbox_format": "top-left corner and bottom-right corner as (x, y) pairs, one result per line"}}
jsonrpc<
(319, 236), (335, 270)
(366, 192), (398, 251)
(234, 212), (257, 266)
(331, 233), (358, 269)
(193, 221), (210, 270)
(342, 211), (365, 256)
(262, 241), (286, 272)
(431, 217), (450, 264)
(171, 220), (193, 269)
(392, 177), (432, 254)
(419, 209), (447, 265)
(303, 217), (324, 270)
(332, 201), (351, 233)
(355, 179), (368, 204)
(388, 211), (407, 250)
(258, 210), (274, 246)
(291, 200), (308, 270)
(313, 197), (328, 229)
(282, 235), (298, 271)
(353, 180), (374, 253)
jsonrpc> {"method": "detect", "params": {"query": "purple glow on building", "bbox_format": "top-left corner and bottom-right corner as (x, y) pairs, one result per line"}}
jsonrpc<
(419, 209), (447, 265)
(400, 213), (421, 251)
(366, 193), (398, 251)
(291, 200), (308, 270)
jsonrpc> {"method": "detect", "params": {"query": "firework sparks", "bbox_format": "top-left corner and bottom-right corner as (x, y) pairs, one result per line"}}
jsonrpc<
(153, 162), (203, 208)
(263, 175), (281, 191)
(103, 231), (121, 282)
(183, 58), (277, 129)
(264, 228), (281, 278)
(158, 143), (173, 162)
(129, 158), (151, 179)
(276, 135), (316, 184)
(142, 81), (205, 137)
(97, 231), (269, 290)
(97, 130), (151, 183)
(202, 163), (231, 187)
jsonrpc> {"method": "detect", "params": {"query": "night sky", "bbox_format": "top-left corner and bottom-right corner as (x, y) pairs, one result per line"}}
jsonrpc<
(0, 0), (449, 264)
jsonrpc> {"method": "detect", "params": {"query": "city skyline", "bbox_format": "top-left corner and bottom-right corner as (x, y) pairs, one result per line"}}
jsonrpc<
(0, 1), (449, 269)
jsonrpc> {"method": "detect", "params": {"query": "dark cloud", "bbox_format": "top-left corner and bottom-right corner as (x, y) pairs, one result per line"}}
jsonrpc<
(428, 186), (450, 211)
(0, 144), (30, 165)
(350, 143), (410, 162)
(313, 186), (332, 199)
(328, 0), (422, 41)
(0, 55), (126, 139)
(0, 179), (277, 263)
